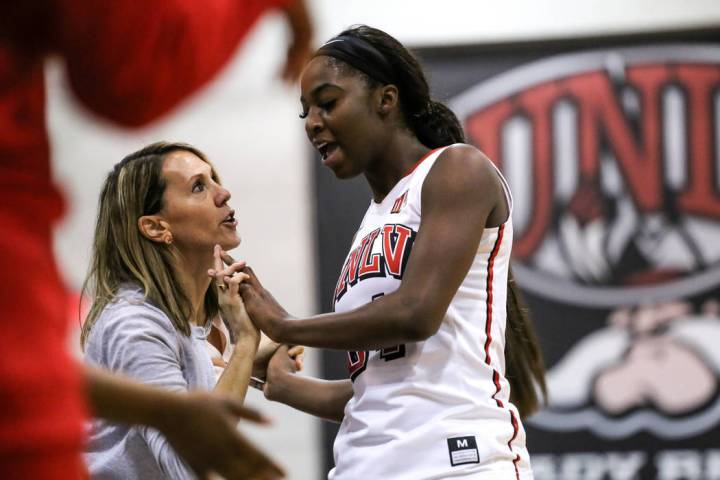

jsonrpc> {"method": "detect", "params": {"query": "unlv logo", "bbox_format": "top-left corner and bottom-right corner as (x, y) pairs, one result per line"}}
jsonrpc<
(451, 46), (720, 443)
(334, 223), (416, 303)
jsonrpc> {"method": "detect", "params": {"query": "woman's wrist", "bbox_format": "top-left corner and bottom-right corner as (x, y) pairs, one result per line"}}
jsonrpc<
(235, 328), (261, 349)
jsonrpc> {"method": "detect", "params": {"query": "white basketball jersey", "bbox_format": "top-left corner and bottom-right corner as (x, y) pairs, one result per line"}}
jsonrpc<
(329, 145), (533, 480)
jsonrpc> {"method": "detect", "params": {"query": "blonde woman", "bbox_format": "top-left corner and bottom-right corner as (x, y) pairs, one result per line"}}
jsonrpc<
(81, 142), (296, 479)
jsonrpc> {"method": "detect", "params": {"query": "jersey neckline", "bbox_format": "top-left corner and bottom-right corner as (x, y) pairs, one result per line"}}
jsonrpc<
(370, 146), (446, 206)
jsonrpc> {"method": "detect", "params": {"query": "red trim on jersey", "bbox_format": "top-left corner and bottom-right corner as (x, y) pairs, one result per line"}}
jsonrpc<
(483, 224), (520, 480)
(509, 411), (522, 479)
(491, 370), (504, 407)
(402, 147), (443, 177)
(483, 224), (505, 368)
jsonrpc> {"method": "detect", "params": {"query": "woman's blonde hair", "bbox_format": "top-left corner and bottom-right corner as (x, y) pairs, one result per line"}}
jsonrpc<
(80, 141), (220, 348)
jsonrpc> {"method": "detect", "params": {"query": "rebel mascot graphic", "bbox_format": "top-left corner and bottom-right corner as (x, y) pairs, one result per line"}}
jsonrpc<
(450, 44), (720, 478)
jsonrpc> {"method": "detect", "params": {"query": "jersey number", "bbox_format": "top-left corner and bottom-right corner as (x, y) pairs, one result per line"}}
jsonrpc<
(346, 293), (406, 381)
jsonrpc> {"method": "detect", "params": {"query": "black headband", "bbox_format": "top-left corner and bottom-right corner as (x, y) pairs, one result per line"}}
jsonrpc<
(315, 35), (395, 85)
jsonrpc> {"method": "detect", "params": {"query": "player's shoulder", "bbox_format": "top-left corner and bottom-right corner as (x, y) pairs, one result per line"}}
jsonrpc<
(424, 143), (500, 194)
(436, 143), (495, 173)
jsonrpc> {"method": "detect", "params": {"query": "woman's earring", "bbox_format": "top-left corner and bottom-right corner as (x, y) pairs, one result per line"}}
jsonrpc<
(164, 234), (173, 245)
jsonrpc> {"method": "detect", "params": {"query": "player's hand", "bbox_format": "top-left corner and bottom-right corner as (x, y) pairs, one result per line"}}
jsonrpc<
(237, 266), (292, 342)
(280, 0), (313, 83)
(216, 252), (291, 342)
(208, 245), (259, 343)
(263, 345), (304, 402)
(157, 391), (284, 479)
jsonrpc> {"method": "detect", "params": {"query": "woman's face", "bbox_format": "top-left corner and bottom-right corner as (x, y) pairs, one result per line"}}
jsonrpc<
(159, 150), (240, 254)
(300, 56), (385, 178)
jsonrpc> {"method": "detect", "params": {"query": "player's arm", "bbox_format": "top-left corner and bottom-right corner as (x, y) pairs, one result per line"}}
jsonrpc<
(84, 365), (284, 480)
(241, 144), (501, 349)
(261, 346), (351, 423)
(53, 0), (311, 126)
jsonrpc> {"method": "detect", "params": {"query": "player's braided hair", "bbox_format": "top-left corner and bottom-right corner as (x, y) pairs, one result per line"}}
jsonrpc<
(322, 25), (464, 148)
(323, 25), (546, 417)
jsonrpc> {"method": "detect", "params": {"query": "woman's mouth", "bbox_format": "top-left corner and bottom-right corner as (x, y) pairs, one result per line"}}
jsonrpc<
(221, 211), (237, 228)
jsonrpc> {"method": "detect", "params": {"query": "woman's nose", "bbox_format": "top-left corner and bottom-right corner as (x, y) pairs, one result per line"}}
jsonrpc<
(216, 186), (231, 206)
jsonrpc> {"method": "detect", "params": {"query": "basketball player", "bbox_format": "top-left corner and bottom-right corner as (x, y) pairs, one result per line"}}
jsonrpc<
(0, 1), (310, 478)
(237, 26), (547, 479)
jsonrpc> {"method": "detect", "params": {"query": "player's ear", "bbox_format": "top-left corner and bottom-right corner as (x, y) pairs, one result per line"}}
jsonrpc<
(377, 84), (399, 116)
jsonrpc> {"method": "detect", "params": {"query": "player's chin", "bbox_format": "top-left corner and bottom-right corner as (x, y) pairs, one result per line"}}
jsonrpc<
(329, 162), (362, 180)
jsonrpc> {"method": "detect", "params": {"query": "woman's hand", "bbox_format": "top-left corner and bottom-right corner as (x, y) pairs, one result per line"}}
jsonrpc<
(252, 335), (280, 380)
(263, 345), (305, 402)
(208, 245), (258, 344)
(253, 336), (304, 381)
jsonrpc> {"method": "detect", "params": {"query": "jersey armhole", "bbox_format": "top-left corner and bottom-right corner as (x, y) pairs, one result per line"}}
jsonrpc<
(488, 161), (514, 224)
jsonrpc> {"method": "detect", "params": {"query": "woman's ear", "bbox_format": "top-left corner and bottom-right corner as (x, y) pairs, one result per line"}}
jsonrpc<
(377, 84), (399, 116)
(138, 215), (172, 244)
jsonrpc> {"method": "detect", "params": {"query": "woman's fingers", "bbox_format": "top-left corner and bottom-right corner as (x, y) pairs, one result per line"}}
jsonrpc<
(215, 261), (247, 284)
(287, 345), (304, 357)
(213, 245), (224, 285)
(225, 272), (250, 296)
(212, 357), (228, 368)
(287, 345), (305, 371)
(209, 244), (246, 293)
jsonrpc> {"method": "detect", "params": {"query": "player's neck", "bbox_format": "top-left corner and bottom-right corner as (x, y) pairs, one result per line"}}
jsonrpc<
(365, 134), (429, 203)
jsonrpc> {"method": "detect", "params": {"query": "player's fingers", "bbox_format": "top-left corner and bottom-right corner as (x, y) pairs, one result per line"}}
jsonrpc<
(245, 452), (285, 480)
(226, 438), (285, 479)
(221, 250), (237, 266)
(240, 266), (263, 288)
(222, 399), (269, 425)
(239, 283), (254, 299)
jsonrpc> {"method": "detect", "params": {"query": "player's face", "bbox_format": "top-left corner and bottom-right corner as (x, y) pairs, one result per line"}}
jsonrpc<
(300, 56), (385, 179)
(158, 150), (240, 255)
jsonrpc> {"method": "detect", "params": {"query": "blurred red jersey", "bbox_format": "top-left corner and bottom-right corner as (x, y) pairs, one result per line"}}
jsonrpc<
(0, 0), (289, 477)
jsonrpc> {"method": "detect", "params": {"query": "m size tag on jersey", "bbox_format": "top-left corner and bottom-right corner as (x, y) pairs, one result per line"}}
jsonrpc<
(447, 436), (479, 466)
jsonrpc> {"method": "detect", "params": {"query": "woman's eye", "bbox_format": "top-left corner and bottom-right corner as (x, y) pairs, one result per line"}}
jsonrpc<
(192, 181), (205, 193)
